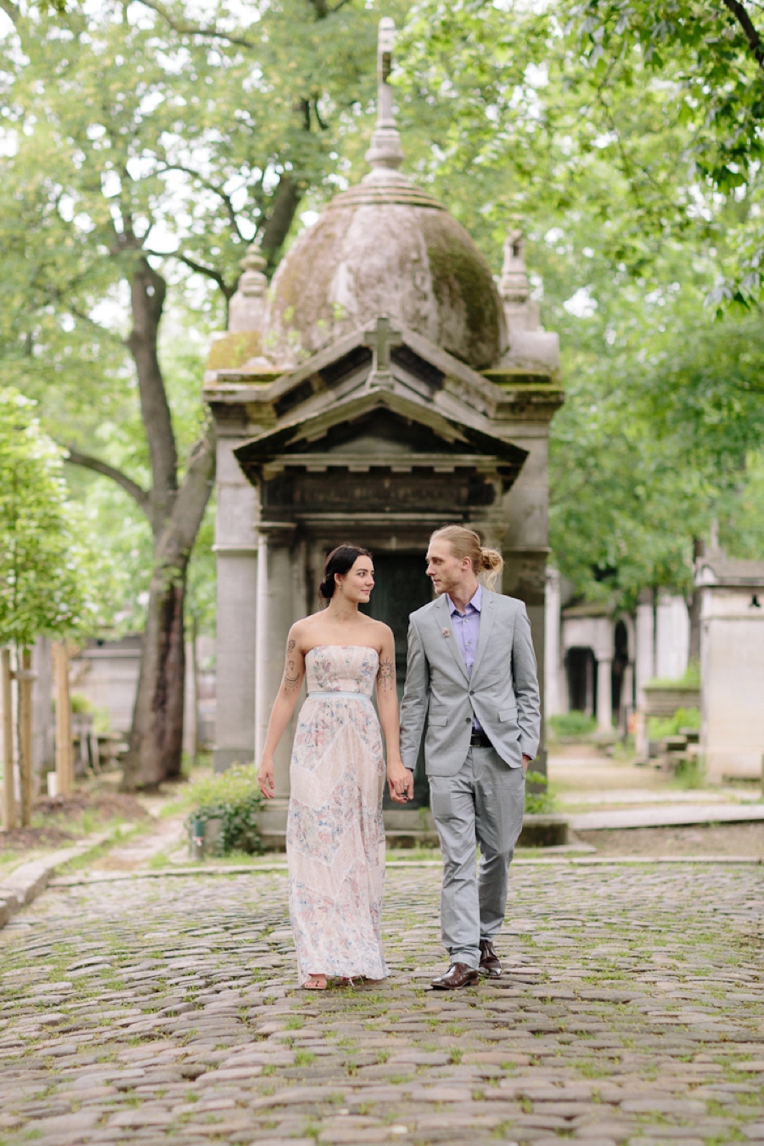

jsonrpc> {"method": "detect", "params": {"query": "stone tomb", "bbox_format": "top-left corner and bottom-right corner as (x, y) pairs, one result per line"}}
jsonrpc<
(203, 19), (563, 826)
(696, 549), (764, 781)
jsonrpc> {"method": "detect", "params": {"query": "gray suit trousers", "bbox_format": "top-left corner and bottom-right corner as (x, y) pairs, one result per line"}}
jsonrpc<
(429, 746), (525, 970)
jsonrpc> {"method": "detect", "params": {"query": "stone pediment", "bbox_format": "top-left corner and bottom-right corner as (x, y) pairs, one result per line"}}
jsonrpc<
(233, 382), (528, 483)
(208, 318), (509, 415)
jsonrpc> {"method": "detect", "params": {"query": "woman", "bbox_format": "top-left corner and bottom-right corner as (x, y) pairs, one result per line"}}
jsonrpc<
(258, 545), (413, 990)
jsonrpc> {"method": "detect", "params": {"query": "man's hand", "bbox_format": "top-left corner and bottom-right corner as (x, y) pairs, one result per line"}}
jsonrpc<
(522, 754), (531, 774)
(388, 759), (415, 803)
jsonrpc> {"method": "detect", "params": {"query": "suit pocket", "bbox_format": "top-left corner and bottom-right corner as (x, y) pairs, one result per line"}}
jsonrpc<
(498, 706), (518, 723)
(429, 778), (453, 818)
(428, 715), (448, 727)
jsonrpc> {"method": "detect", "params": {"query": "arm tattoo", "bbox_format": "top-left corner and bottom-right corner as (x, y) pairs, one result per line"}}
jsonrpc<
(283, 657), (300, 693)
(287, 639), (296, 654)
(377, 657), (396, 692)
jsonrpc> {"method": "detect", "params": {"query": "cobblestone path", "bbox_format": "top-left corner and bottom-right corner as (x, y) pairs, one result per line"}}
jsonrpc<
(1, 863), (764, 1146)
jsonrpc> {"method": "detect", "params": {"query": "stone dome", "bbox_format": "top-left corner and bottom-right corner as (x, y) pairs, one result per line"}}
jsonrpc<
(263, 19), (506, 372)
(265, 180), (507, 371)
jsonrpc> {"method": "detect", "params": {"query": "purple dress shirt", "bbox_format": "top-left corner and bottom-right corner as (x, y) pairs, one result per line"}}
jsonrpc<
(446, 585), (483, 732)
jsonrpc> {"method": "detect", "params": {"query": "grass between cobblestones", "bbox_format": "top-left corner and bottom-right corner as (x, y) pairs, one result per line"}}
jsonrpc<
(0, 863), (762, 1146)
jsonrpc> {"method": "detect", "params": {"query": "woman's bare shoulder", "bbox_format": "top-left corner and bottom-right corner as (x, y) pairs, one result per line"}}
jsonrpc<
(364, 617), (394, 647)
(288, 614), (325, 647)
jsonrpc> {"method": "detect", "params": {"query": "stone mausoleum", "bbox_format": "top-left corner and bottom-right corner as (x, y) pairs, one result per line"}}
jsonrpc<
(203, 19), (563, 823)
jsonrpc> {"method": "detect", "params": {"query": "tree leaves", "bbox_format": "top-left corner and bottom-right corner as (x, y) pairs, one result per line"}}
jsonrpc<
(0, 389), (110, 644)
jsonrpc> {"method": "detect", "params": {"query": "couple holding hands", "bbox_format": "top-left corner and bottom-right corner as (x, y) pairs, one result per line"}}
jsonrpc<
(258, 524), (541, 991)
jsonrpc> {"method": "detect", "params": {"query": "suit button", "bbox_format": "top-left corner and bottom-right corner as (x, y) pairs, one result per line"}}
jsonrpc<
(465, 717), (470, 722)
(469, 690), (475, 696)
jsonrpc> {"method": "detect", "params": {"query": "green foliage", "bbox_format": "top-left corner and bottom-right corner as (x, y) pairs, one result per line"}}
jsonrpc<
(186, 764), (262, 856)
(549, 712), (598, 739)
(648, 707), (701, 740)
(0, 388), (108, 645)
(524, 771), (557, 815)
(672, 757), (705, 790)
(567, 0), (764, 305)
(646, 664), (701, 689)
(397, 1), (764, 602)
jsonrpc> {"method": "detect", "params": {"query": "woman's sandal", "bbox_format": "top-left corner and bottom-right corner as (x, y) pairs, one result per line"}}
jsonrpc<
(303, 974), (327, 990)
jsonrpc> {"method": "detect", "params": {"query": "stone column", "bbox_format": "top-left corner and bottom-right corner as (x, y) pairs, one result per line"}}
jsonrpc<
(634, 589), (655, 756)
(213, 438), (259, 773)
(501, 432), (551, 777)
(635, 589), (656, 704)
(253, 523), (298, 798)
(596, 657), (613, 732)
(544, 567), (562, 716)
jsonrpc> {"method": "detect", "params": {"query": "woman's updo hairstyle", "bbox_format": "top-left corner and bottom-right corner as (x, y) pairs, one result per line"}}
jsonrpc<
(319, 544), (373, 603)
(429, 525), (504, 589)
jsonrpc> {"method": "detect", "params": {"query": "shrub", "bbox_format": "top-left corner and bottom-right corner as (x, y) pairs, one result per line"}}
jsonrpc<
(186, 763), (262, 855)
(524, 771), (557, 815)
(647, 706), (700, 740)
(548, 711), (598, 739)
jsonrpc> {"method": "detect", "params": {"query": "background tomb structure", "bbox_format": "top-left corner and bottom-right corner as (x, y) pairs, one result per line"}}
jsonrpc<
(695, 549), (764, 782)
(203, 19), (563, 828)
(545, 573), (692, 742)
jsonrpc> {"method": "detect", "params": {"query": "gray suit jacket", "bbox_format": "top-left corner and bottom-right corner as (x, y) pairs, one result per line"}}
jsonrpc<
(399, 589), (541, 776)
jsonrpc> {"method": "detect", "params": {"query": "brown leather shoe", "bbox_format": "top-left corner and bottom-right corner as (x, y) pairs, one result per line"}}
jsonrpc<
(479, 940), (502, 979)
(431, 962), (479, 990)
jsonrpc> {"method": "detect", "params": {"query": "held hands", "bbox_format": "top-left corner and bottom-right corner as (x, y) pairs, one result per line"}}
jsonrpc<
(387, 757), (414, 804)
(258, 758), (275, 799)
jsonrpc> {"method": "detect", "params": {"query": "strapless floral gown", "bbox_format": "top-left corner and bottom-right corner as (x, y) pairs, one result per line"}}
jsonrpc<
(287, 645), (387, 985)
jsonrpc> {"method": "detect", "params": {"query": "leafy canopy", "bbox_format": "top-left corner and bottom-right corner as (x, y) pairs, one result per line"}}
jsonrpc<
(0, 388), (107, 645)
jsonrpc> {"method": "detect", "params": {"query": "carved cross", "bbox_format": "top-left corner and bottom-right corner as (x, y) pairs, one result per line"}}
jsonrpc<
(363, 316), (402, 389)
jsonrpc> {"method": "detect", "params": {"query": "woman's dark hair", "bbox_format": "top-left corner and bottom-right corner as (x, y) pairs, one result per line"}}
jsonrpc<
(319, 544), (373, 602)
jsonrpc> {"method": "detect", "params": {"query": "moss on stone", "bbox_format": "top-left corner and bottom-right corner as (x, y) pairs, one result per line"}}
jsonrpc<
(423, 213), (502, 369)
(206, 331), (263, 371)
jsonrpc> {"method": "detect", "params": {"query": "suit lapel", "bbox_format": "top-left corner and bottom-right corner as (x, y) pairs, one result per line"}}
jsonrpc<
(434, 594), (470, 682)
(470, 590), (496, 682)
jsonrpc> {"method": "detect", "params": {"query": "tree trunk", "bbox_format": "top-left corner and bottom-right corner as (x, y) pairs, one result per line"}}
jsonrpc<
(687, 538), (704, 665)
(123, 559), (187, 789)
(121, 430), (215, 790)
(260, 174), (302, 270)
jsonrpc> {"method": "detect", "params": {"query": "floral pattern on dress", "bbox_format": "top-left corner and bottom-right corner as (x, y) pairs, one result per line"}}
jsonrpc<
(287, 645), (387, 985)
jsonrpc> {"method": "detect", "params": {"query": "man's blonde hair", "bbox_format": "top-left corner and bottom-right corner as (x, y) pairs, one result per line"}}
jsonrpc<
(429, 525), (504, 589)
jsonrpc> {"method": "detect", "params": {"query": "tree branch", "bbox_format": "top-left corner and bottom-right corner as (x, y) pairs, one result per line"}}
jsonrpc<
(160, 250), (235, 299)
(260, 173), (302, 267)
(136, 0), (258, 48)
(0, 0), (19, 24)
(65, 448), (151, 516)
(722, 0), (764, 70)
(157, 162), (244, 240)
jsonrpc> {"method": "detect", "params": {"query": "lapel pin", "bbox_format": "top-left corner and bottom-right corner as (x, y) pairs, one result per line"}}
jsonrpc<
(442, 628), (451, 638)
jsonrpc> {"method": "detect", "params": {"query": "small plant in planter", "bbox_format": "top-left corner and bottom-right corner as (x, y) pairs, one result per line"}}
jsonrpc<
(185, 764), (262, 856)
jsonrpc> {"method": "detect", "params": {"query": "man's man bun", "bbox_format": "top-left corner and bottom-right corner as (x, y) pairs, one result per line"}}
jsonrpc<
(429, 525), (504, 588)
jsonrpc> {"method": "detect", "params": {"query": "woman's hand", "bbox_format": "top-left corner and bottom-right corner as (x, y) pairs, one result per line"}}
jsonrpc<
(259, 758), (275, 799)
(387, 758), (414, 804)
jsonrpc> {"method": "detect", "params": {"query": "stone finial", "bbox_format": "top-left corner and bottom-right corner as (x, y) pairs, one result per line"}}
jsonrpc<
(499, 229), (530, 304)
(364, 17), (405, 182)
(499, 227), (541, 335)
(228, 239), (268, 333)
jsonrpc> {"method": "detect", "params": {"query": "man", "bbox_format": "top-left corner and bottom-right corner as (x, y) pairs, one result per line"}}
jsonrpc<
(399, 525), (541, 989)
